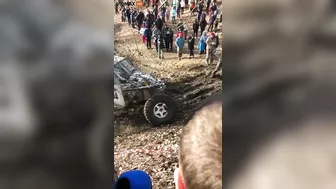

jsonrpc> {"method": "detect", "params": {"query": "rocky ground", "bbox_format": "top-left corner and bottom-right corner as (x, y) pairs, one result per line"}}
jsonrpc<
(114, 5), (222, 188)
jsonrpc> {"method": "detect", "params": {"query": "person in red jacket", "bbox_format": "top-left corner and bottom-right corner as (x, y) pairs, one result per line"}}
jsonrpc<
(176, 29), (185, 39)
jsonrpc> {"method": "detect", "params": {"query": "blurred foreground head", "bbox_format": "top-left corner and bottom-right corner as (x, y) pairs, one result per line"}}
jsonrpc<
(222, 0), (336, 188)
(178, 98), (222, 189)
(0, 0), (113, 188)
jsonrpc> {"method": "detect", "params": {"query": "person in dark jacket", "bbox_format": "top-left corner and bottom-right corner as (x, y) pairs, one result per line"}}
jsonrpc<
(177, 3), (181, 18)
(121, 7), (126, 22)
(177, 20), (184, 33)
(153, 5), (159, 19)
(192, 19), (199, 37)
(130, 9), (136, 28)
(157, 34), (164, 59)
(155, 16), (163, 30)
(162, 25), (169, 49)
(126, 7), (131, 25)
(210, 2), (217, 13)
(136, 11), (145, 30)
(197, 8), (202, 22)
(166, 28), (174, 51)
(144, 28), (153, 49)
(146, 13), (153, 29)
(188, 35), (195, 58)
(200, 19), (207, 35)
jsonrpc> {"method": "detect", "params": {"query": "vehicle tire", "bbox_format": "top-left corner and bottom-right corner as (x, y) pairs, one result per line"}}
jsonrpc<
(144, 93), (176, 126)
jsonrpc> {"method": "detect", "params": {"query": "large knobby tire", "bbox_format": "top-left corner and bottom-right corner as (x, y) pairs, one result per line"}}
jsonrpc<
(144, 93), (176, 126)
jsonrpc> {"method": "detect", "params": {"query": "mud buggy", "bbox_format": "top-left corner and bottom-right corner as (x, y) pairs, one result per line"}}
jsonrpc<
(114, 56), (177, 126)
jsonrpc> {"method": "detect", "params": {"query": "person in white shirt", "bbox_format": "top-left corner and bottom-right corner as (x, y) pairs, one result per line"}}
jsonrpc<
(181, 1), (186, 14)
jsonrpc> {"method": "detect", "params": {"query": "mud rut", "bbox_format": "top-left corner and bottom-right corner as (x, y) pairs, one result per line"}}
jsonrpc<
(114, 6), (222, 189)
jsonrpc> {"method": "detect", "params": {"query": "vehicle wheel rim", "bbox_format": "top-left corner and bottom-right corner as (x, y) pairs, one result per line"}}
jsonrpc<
(153, 102), (168, 119)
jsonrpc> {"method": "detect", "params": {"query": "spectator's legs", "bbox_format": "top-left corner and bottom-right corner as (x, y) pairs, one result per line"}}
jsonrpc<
(160, 49), (164, 59)
(165, 39), (169, 50)
(146, 39), (150, 48)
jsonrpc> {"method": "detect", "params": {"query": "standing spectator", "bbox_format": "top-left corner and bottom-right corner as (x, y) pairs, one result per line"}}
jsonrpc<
(136, 10), (145, 31)
(208, 12), (216, 32)
(177, 20), (184, 32)
(173, 0), (178, 8)
(190, 0), (196, 15)
(205, 32), (216, 65)
(171, 7), (177, 24)
(198, 32), (207, 54)
(201, 31), (208, 49)
(201, 10), (207, 21)
(206, 0), (211, 14)
(210, 2), (217, 13)
(188, 35), (195, 59)
(130, 9), (136, 28)
(155, 16), (163, 30)
(126, 7), (131, 25)
(197, 8), (202, 22)
(146, 12), (154, 28)
(198, 2), (204, 13)
(166, 28), (174, 51)
(153, 5), (159, 19)
(144, 27), (153, 49)
(162, 25), (169, 48)
(157, 34), (164, 59)
(185, 0), (189, 6)
(166, 7), (170, 22)
(177, 3), (181, 18)
(192, 19), (199, 37)
(183, 22), (188, 40)
(121, 7), (126, 22)
(154, 29), (161, 52)
(161, 6), (166, 22)
(176, 28), (185, 39)
(175, 33), (185, 60)
(181, 0), (186, 15)
(140, 24), (147, 44)
(200, 18), (207, 35)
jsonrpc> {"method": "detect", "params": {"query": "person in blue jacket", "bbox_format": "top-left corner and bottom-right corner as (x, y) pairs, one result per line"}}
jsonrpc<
(176, 33), (185, 60)
(198, 33), (206, 54)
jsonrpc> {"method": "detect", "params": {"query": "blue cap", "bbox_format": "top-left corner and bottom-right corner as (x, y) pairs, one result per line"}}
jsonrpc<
(114, 170), (152, 189)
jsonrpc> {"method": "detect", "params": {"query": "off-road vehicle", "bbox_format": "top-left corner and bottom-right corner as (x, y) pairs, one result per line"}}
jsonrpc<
(114, 56), (177, 126)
